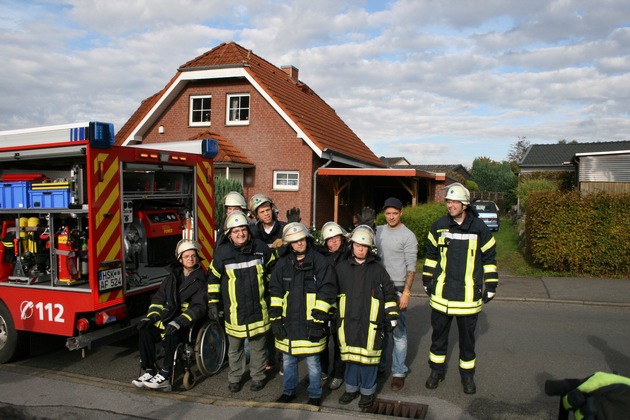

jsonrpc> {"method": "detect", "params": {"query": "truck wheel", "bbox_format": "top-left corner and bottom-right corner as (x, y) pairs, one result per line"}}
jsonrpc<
(0, 301), (28, 363)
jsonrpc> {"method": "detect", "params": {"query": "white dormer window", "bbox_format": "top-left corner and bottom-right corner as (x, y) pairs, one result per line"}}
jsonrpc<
(226, 94), (250, 126)
(274, 170), (299, 191)
(190, 95), (211, 126)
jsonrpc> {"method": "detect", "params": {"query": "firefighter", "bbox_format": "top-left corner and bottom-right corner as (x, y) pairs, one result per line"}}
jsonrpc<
(207, 210), (275, 393)
(249, 194), (286, 249)
(423, 183), (499, 395)
(132, 240), (207, 390)
(317, 221), (350, 390)
(336, 225), (399, 408)
(269, 222), (337, 406)
(215, 191), (249, 246)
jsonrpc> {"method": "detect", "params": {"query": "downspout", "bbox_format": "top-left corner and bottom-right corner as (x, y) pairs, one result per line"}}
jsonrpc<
(312, 148), (333, 230)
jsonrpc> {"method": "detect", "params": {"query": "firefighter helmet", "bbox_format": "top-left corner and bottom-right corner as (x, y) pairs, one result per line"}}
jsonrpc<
(349, 225), (375, 248)
(224, 191), (248, 210)
(224, 210), (250, 234)
(283, 222), (310, 244)
(249, 194), (273, 216)
(175, 240), (200, 260)
(321, 222), (347, 242)
(445, 183), (470, 205)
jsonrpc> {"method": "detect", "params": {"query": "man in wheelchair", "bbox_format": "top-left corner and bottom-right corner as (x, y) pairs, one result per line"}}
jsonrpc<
(132, 240), (208, 390)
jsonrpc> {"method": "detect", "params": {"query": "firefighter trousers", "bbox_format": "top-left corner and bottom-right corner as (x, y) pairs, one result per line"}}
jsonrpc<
(428, 310), (478, 378)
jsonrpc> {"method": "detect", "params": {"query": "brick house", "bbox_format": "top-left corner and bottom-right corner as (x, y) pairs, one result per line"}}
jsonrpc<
(115, 42), (443, 228)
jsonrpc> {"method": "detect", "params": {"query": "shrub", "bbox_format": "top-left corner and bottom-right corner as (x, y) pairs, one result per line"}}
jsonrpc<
(526, 191), (630, 276)
(214, 177), (244, 227)
(517, 177), (557, 212)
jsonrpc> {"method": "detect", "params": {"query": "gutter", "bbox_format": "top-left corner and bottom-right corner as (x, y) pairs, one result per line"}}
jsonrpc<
(312, 148), (334, 230)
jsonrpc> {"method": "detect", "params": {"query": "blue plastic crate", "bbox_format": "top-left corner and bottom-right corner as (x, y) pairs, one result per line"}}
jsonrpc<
(29, 189), (70, 209)
(0, 182), (30, 209)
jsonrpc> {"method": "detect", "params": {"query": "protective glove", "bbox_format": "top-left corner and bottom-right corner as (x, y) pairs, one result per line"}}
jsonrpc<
(357, 207), (375, 228)
(207, 304), (219, 320)
(137, 313), (160, 330)
(271, 320), (287, 340)
(164, 320), (180, 335)
(423, 282), (432, 296)
(482, 289), (496, 303)
(386, 319), (398, 332)
(286, 207), (301, 223)
(307, 320), (326, 342)
(270, 238), (284, 249)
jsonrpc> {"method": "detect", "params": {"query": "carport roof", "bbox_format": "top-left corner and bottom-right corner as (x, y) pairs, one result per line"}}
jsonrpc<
(318, 167), (445, 180)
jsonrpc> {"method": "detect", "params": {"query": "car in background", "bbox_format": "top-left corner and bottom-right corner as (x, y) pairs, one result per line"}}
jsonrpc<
(472, 200), (500, 231)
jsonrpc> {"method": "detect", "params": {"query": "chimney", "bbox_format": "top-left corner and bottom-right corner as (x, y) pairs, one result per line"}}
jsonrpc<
(281, 65), (299, 82)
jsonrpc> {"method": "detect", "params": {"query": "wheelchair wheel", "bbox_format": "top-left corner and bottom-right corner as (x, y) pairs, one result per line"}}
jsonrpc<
(195, 319), (227, 376)
(182, 370), (196, 390)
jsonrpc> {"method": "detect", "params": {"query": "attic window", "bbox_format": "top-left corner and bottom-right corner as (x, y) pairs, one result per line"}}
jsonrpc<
(190, 95), (211, 127)
(226, 93), (250, 126)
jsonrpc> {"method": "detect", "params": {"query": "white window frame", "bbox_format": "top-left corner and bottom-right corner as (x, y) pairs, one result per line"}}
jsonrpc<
(226, 93), (250, 126)
(273, 170), (299, 191)
(189, 95), (211, 127)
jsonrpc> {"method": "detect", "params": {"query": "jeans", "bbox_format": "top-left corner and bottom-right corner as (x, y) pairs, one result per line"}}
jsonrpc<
(282, 353), (322, 398)
(378, 307), (408, 377)
(344, 362), (377, 396)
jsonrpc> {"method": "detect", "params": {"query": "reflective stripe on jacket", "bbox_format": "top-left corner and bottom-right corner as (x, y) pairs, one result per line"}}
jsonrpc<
(422, 209), (498, 316)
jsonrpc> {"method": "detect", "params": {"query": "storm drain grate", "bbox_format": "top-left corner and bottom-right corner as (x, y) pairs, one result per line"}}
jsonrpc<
(362, 398), (428, 419)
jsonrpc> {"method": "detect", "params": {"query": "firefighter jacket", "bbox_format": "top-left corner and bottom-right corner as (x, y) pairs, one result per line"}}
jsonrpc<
(422, 208), (498, 316)
(252, 219), (286, 246)
(146, 261), (208, 330)
(208, 237), (275, 339)
(335, 253), (399, 365)
(269, 246), (337, 356)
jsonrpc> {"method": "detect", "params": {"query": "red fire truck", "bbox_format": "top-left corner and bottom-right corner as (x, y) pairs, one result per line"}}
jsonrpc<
(0, 121), (216, 363)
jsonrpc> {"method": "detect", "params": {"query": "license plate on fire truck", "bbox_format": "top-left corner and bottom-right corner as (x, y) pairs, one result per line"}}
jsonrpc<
(98, 268), (123, 292)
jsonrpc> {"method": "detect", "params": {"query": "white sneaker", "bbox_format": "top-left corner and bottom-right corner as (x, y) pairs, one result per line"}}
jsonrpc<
(144, 372), (171, 390)
(329, 377), (344, 390)
(132, 371), (154, 388)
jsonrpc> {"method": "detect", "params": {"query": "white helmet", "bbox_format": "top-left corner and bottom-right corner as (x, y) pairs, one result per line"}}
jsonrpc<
(224, 210), (250, 234)
(175, 240), (200, 260)
(224, 191), (247, 210)
(321, 222), (347, 242)
(349, 225), (375, 248)
(249, 193), (273, 216)
(445, 183), (470, 205)
(283, 222), (310, 244)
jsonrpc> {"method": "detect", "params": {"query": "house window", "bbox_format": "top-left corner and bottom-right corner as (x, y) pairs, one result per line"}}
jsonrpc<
(226, 94), (250, 125)
(274, 171), (299, 191)
(190, 96), (211, 126)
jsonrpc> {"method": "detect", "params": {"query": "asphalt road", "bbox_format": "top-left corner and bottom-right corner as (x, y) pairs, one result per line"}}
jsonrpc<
(3, 296), (630, 420)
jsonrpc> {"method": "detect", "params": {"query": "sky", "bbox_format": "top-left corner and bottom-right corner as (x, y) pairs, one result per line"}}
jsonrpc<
(1, 0), (629, 167)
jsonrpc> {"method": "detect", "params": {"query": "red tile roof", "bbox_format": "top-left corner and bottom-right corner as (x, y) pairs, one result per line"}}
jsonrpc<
(116, 41), (383, 167)
(188, 131), (254, 165)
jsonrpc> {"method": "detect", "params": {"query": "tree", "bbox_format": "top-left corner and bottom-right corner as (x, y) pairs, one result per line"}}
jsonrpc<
(507, 136), (530, 173)
(470, 157), (517, 193)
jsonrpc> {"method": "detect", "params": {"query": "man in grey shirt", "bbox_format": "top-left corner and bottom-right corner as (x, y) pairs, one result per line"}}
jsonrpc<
(375, 197), (418, 391)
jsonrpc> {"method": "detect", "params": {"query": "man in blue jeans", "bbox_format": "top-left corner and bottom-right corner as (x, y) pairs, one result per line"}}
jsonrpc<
(376, 197), (418, 391)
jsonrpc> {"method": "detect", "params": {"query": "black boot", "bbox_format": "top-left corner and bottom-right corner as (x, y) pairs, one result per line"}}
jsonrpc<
(462, 376), (476, 394)
(425, 370), (445, 389)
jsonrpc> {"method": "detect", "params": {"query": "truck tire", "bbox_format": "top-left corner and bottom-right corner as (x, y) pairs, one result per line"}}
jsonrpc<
(0, 301), (28, 363)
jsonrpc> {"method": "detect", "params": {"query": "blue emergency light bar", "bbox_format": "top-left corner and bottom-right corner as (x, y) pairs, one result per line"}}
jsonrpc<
(202, 138), (219, 159)
(88, 122), (115, 149)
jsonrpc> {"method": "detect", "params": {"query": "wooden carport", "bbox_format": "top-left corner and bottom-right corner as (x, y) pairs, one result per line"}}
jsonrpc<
(314, 167), (446, 226)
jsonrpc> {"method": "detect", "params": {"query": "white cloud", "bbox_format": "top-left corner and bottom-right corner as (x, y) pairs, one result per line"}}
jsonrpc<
(0, 0), (629, 167)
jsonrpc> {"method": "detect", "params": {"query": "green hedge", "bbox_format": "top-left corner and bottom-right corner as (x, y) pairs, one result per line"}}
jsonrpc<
(214, 177), (244, 227)
(526, 191), (630, 276)
(376, 202), (446, 258)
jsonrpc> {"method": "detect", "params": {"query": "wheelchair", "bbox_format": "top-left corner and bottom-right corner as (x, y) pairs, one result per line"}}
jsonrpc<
(169, 318), (227, 390)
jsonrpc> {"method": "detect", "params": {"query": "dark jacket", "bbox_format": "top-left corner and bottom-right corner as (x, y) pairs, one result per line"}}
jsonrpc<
(335, 252), (399, 365)
(208, 237), (274, 338)
(147, 262), (208, 329)
(269, 247), (337, 355)
(422, 208), (498, 316)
